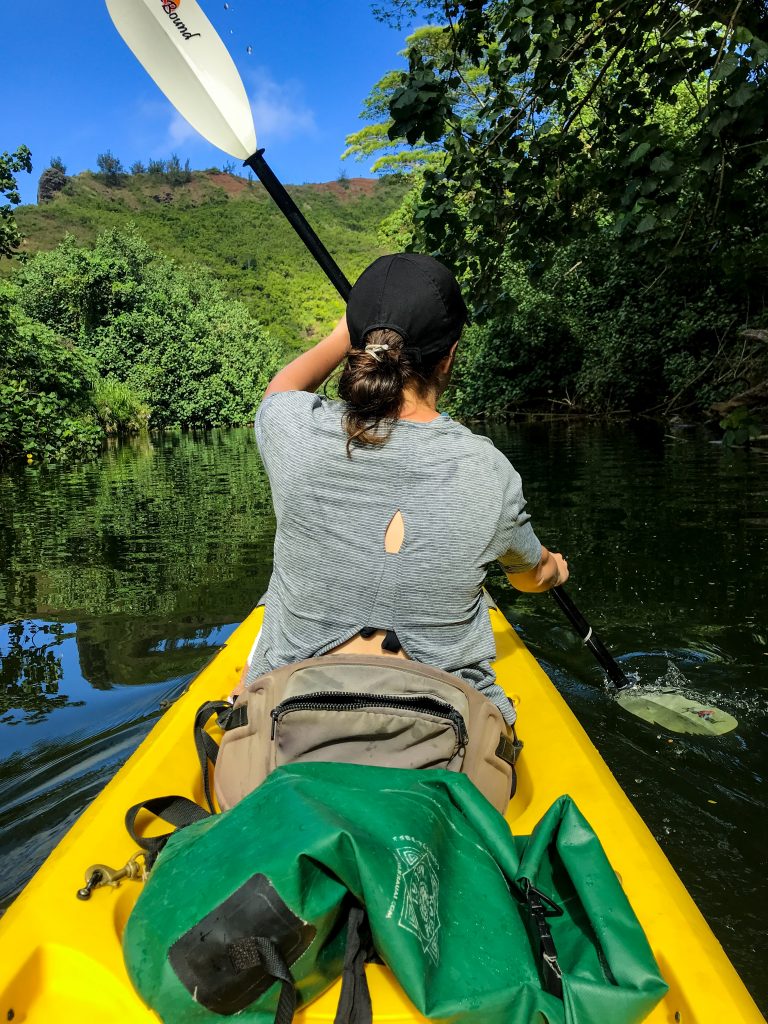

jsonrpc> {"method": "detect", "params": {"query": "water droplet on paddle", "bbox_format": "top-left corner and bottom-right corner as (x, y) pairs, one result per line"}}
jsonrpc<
(246, 45), (253, 55)
(224, 2), (230, 7)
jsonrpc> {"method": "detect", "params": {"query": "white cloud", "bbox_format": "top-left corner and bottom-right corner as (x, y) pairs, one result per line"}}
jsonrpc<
(131, 99), (199, 158)
(137, 68), (316, 159)
(167, 111), (198, 148)
(246, 68), (317, 143)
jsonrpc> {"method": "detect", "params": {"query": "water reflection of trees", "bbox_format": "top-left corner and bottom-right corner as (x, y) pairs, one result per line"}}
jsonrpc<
(0, 621), (83, 723)
(3, 422), (764, 708)
(76, 616), (238, 689)
(0, 428), (273, 619)
(0, 428), (274, 715)
(491, 420), (768, 635)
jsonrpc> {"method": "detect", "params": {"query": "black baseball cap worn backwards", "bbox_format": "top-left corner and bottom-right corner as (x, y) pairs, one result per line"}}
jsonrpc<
(347, 253), (468, 361)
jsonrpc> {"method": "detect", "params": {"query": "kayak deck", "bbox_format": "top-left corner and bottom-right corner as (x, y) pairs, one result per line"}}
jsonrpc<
(0, 605), (763, 1023)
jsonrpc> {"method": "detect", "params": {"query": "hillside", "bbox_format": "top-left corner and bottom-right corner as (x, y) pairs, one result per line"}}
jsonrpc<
(9, 170), (410, 352)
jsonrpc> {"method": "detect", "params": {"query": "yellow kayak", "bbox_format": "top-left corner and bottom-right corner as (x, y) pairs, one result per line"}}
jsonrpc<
(0, 605), (764, 1024)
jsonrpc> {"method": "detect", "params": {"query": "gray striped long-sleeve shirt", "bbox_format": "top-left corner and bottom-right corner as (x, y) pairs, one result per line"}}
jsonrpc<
(250, 391), (542, 724)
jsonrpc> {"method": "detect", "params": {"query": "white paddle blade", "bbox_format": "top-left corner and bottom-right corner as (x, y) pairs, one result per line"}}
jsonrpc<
(616, 688), (738, 736)
(105, 0), (257, 159)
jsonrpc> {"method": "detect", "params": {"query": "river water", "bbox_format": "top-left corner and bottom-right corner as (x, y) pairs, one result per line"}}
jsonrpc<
(0, 422), (766, 1011)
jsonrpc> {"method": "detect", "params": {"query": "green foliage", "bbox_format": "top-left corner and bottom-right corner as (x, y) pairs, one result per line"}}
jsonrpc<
(0, 282), (102, 464)
(342, 27), (465, 173)
(354, 3), (768, 418)
(378, 174), (421, 249)
(379, 3), (768, 300)
(91, 377), (151, 435)
(1, 146), (32, 260)
(720, 407), (763, 446)
(444, 236), (768, 419)
(96, 151), (125, 187)
(166, 153), (193, 186)
(10, 171), (409, 352)
(15, 228), (282, 428)
(371, 0), (444, 30)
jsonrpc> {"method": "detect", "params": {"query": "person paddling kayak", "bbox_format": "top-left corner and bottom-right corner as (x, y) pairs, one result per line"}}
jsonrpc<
(244, 254), (568, 724)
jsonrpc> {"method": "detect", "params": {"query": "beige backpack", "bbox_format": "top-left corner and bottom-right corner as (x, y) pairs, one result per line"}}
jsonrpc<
(198, 655), (521, 816)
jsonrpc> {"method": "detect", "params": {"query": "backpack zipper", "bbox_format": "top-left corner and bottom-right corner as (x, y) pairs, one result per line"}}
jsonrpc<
(270, 690), (469, 747)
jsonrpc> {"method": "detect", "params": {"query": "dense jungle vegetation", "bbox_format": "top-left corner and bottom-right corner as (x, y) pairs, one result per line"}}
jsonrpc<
(349, 1), (768, 425)
(0, 162), (407, 463)
(2, 0), (768, 464)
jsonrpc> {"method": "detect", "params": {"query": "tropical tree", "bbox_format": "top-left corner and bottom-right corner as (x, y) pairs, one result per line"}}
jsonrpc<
(356, 3), (768, 417)
(0, 146), (32, 259)
(343, 25), (488, 173)
(15, 228), (282, 429)
(372, 2), (768, 297)
(0, 280), (102, 464)
(96, 150), (125, 187)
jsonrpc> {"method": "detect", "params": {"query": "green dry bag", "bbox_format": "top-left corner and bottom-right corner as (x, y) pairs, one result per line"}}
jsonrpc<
(123, 762), (667, 1023)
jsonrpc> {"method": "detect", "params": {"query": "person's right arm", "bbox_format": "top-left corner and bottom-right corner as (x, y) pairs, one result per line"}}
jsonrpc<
(263, 315), (350, 397)
(505, 546), (569, 593)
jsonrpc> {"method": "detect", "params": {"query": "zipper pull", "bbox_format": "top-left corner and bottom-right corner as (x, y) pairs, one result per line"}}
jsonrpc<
(270, 709), (278, 740)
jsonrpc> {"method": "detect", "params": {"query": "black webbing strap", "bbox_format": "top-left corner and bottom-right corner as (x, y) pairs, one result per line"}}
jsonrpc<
(496, 730), (524, 767)
(125, 795), (210, 870)
(225, 703), (249, 731)
(193, 700), (233, 813)
(227, 936), (296, 1024)
(333, 907), (375, 1024)
(522, 881), (564, 999)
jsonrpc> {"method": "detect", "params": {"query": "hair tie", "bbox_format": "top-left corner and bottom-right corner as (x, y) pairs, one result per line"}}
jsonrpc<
(364, 343), (390, 361)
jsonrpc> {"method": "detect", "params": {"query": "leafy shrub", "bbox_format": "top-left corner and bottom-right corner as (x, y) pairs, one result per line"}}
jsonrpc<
(445, 234), (768, 419)
(0, 283), (101, 464)
(1, 145), (32, 260)
(15, 228), (282, 428)
(91, 377), (151, 435)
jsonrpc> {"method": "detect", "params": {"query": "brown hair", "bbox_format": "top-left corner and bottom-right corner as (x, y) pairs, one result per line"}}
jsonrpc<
(338, 328), (452, 455)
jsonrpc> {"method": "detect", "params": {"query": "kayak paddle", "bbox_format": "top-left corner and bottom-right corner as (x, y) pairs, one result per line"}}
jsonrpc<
(104, 0), (351, 299)
(105, 0), (737, 738)
(551, 586), (738, 735)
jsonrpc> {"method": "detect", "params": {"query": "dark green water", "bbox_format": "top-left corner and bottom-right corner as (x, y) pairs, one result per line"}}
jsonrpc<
(1, 423), (766, 1011)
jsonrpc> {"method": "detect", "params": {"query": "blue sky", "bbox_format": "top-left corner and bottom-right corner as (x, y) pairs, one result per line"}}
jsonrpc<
(3, 1), (410, 206)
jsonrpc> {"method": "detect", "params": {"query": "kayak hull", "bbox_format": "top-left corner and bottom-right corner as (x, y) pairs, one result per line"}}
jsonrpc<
(0, 605), (764, 1023)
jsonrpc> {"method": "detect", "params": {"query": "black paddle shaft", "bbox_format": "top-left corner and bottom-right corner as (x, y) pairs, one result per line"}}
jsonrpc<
(245, 150), (352, 302)
(550, 587), (632, 691)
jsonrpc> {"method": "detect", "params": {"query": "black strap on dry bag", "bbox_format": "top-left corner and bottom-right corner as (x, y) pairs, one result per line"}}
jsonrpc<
(193, 699), (233, 812)
(225, 936), (297, 1024)
(334, 906), (377, 1024)
(125, 794), (210, 870)
(521, 880), (564, 1000)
